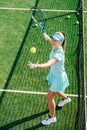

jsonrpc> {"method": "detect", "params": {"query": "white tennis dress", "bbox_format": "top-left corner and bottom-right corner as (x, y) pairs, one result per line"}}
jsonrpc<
(47, 46), (69, 92)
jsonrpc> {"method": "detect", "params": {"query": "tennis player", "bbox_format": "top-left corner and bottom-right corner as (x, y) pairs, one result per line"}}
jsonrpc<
(28, 32), (71, 125)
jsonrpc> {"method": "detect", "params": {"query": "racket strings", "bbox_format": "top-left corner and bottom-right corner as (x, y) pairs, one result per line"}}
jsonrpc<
(32, 9), (45, 25)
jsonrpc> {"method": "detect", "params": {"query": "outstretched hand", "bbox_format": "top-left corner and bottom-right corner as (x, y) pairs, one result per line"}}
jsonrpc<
(28, 60), (39, 68)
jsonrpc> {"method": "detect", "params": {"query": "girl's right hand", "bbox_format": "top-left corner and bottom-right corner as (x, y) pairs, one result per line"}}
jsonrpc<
(43, 32), (51, 41)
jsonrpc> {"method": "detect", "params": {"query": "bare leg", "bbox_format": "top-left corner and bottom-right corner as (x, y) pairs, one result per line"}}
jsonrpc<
(57, 91), (68, 99)
(57, 91), (71, 107)
(47, 90), (56, 117)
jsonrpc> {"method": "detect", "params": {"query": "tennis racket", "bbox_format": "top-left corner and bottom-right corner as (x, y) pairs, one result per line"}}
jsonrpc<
(30, 7), (46, 33)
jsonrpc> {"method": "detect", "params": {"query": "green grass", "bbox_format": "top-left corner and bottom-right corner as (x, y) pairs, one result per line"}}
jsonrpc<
(84, 14), (87, 95)
(0, 92), (77, 130)
(0, 0), (36, 8)
(0, 10), (30, 87)
(0, 0), (79, 9)
(37, 0), (78, 10)
(84, 1), (87, 118)
(84, 1), (87, 11)
(0, 0), (85, 129)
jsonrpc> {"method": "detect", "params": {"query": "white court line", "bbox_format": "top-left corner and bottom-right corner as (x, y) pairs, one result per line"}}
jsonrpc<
(0, 7), (87, 13)
(0, 89), (86, 98)
(0, 7), (77, 12)
(0, 89), (47, 95)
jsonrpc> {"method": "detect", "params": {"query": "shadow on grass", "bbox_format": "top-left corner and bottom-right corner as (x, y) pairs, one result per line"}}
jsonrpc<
(0, 0), (39, 104)
(0, 107), (62, 130)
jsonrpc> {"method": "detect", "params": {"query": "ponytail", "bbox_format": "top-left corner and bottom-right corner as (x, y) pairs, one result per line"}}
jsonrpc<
(61, 32), (66, 52)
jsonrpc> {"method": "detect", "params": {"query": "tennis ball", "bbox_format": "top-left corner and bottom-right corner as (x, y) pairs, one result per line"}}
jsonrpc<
(30, 47), (36, 54)
(67, 15), (71, 19)
(34, 23), (38, 27)
(76, 12), (80, 15)
(76, 21), (79, 25)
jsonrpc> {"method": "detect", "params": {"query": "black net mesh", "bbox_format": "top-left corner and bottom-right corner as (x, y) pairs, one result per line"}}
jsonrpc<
(75, 0), (86, 130)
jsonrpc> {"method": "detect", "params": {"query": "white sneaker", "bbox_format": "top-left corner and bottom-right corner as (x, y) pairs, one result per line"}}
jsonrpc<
(41, 116), (57, 125)
(58, 97), (71, 107)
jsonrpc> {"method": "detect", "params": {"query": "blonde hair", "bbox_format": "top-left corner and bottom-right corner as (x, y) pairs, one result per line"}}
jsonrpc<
(61, 32), (66, 52)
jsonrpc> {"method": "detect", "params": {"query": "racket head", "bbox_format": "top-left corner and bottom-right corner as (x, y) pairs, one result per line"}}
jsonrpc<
(30, 7), (46, 32)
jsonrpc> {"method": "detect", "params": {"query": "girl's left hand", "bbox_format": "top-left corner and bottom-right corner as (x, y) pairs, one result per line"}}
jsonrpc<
(28, 61), (39, 68)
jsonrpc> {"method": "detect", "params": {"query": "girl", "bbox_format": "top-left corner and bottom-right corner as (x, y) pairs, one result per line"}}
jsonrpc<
(28, 32), (71, 125)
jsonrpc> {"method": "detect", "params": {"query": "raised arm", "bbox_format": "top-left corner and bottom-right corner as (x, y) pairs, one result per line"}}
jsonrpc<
(43, 32), (52, 42)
